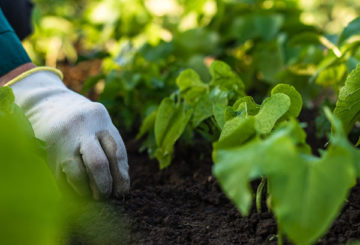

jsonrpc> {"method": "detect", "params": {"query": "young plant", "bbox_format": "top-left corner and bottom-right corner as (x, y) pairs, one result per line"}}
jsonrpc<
(213, 108), (359, 245)
(138, 60), (304, 169)
(213, 65), (360, 244)
(137, 60), (245, 168)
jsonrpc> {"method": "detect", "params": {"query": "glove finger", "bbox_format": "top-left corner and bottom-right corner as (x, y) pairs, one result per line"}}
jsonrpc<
(80, 139), (113, 200)
(60, 156), (91, 197)
(98, 129), (130, 198)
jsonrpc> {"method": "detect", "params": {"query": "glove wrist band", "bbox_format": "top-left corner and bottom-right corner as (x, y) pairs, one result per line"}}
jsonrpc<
(5, 66), (64, 87)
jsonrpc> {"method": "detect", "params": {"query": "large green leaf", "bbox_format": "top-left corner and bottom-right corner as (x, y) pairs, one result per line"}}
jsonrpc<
(254, 14), (284, 41)
(230, 14), (283, 43)
(192, 93), (213, 127)
(290, 32), (341, 57)
(215, 116), (256, 150)
(289, 32), (323, 46)
(254, 41), (284, 83)
(271, 84), (303, 118)
(0, 86), (15, 113)
(176, 69), (208, 105)
(338, 17), (360, 45)
(137, 110), (157, 139)
(232, 96), (260, 116)
(211, 89), (229, 130)
(255, 93), (291, 134)
(0, 87), (61, 245)
(154, 98), (192, 168)
(173, 28), (219, 57)
(213, 110), (357, 245)
(209, 60), (245, 96)
(334, 64), (360, 133)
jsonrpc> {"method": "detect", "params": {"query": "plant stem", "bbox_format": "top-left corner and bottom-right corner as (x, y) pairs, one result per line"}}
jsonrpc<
(256, 177), (266, 213)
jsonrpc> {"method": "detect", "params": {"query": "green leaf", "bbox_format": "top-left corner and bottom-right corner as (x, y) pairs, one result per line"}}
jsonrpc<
(210, 60), (245, 96)
(140, 41), (173, 62)
(224, 106), (237, 121)
(290, 32), (322, 46)
(254, 41), (284, 83)
(338, 17), (360, 45)
(232, 96), (260, 116)
(254, 14), (284, 41)
(0, 86), (15, 113)
(174, 28), (219, 57)
(271, 84), (303, 118)
(214, 116), (256, 150)
(192, 94), (213, 127)
(334, 64), (360, 134)
(176, 69), (208, 105)
(213, 111), (357, 245)
(137, 110), (157, 139)
(270, 138), (355, 245)
(0, 87), (62, 245)
(211, 89), (228, 130)
(315, 63), (347, 87)
(154, 98), (192, 168)
(290, 32), (341, 57)
(255, 93), (291, 134)
(346, 56), (359, 73)
(271, 109), (356, 245)
(230, 14), (283, 43)
(81, 73), (106, 94)
(187, 55), (211, 82)
(213, 136), (262, 215)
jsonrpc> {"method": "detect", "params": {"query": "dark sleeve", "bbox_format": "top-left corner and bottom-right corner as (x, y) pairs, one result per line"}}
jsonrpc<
(0, 7), (31, 76)
(0, 0), (34, 40)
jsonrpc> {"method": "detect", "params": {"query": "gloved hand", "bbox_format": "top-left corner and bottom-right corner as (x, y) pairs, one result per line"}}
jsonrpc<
(7, 67), (130, 200)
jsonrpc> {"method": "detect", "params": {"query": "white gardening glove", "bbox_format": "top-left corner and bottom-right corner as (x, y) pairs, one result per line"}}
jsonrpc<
(7, 67), (130, 200)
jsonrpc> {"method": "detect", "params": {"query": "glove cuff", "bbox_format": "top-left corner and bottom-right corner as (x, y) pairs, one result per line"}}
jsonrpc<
(4, 67), (63, 87)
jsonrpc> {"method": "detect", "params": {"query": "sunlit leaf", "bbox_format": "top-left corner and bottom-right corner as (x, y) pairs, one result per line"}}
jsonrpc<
(339, 17), (360, 45)
(255, 93), (290, 134)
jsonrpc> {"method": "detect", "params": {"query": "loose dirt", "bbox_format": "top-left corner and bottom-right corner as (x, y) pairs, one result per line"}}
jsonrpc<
(69, 132), (360, 245)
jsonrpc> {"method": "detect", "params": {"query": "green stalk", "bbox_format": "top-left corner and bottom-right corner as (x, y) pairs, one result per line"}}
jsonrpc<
(256, 177), (266, 213)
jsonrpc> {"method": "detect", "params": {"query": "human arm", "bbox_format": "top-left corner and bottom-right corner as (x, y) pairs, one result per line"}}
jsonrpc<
(0, 8), (130, 199)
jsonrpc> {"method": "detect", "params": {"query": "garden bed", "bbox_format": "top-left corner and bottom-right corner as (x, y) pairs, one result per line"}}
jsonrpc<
(69, 111), (360, 245)
(60, 64), (360, 245)
(122, 143), (360, 245)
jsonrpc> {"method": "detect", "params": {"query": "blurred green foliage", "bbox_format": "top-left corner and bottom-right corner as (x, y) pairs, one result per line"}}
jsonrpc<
(0, 87), (61, 245)
(24, 0), (360, 133)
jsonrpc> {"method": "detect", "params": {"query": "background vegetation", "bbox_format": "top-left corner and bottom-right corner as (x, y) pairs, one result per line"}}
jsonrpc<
(4, 0), (360, 244)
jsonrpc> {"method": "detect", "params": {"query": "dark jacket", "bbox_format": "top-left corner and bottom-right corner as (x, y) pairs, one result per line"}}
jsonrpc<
(0, 0), (33, 40)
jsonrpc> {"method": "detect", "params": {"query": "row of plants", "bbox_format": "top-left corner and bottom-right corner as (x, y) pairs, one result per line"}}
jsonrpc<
(111, 9), (360, 243)
(27, 0), (360, 130)
(133, 56), (360, 244)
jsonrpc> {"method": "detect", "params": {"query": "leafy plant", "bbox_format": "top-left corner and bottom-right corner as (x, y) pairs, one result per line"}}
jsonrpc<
(334, 64), (360, 134)
(138, 60), (244, 168)
(138, 60), (305, 169)
(213, 108), (359, 245)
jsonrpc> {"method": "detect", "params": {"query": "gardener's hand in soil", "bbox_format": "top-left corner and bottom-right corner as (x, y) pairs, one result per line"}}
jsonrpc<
(1, 64), (130, 200)
(0, 6), (129, 199)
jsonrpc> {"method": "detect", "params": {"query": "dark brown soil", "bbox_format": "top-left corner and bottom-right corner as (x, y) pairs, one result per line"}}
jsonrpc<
(122, 140), (279, 245)
(68, 134), (360, 245)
